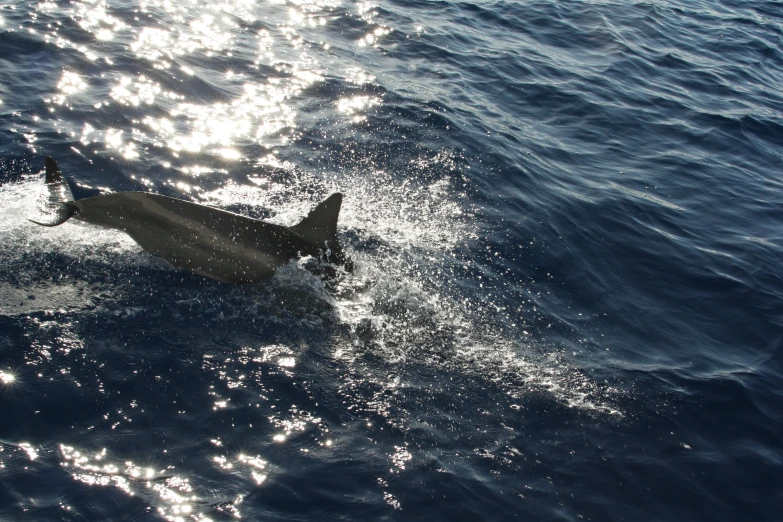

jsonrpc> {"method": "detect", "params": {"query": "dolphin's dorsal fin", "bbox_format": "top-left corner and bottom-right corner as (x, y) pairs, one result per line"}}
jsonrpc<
(290, 193), (342, 248)
(29, 157), (76, 227)
(46, 156), (64, 183)
(44, 156), (75, 201)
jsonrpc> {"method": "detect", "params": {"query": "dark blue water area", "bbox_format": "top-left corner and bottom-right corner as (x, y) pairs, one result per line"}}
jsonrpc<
(1, 0), (782, 520)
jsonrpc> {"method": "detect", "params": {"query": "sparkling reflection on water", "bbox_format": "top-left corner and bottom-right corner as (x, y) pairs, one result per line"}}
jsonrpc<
(43, 0), (350, 167)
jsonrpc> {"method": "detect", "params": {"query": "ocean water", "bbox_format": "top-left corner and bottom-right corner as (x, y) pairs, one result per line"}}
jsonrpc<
(0, 0), (781, 520)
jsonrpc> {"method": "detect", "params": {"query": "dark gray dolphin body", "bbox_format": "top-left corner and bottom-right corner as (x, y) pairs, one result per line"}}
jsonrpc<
(32, 157), (349, 283)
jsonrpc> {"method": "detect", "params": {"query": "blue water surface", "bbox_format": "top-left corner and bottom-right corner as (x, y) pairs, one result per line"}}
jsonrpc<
(1, 0), (782, 520)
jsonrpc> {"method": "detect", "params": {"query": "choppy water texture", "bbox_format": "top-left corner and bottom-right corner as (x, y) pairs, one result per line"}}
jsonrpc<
(1, 0), (782, 520)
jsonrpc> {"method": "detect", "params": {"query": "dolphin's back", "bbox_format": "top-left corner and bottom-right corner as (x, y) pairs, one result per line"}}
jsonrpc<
(73, 192), (320, 283)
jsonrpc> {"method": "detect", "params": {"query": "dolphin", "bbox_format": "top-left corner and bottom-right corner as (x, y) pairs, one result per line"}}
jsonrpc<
(30, 157), (350, 283)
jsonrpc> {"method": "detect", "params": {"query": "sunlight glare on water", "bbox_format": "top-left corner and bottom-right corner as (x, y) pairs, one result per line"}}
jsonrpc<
(60, 444), (212, 522)
(39, 0), (353, 181)
(0, 370), (15, 385)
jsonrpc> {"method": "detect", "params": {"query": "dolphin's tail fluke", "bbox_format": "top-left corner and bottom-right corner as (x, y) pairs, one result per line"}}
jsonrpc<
(29, 157), (77, 227)
(291, 193), (349, 266)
